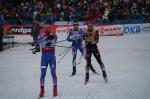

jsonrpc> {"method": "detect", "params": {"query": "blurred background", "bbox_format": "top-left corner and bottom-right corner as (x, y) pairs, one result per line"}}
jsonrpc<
(0, 0), (150, 25)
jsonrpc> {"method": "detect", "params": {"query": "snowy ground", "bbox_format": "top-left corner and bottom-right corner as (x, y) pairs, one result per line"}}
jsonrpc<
(0, 33), (150, 99)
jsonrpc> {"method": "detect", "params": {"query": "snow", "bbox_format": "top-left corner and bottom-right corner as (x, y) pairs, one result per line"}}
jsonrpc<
(0, 33), (150, 99)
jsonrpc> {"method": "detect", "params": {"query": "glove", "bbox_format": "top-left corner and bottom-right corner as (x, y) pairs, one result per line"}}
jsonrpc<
(47, 35), (54, 40)
(46, 42), (51, 46)
(77, 39), (81, 42)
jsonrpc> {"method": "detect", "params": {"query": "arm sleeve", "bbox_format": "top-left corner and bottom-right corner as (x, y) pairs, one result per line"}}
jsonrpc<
(66, 29), (73, 42)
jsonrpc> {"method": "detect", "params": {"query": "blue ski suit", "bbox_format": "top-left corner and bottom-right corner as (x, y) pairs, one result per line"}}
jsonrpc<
(66, 28), (85, 68)
(38, 33), (57, 86)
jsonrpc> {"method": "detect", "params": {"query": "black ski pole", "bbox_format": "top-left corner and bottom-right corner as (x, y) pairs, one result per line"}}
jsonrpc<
(53, 45), (72, 48)
(58, 48), (71, 64)
(55, 39), (67, 44)
(58, 47), (71, 56)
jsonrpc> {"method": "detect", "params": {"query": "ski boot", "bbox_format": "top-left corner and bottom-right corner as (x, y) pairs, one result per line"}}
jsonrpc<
(84, 73), (89, 85)
(53, 85), (58, 97)
(39, 86), (44, 97)
(71, 66), (76, 76)
(102, 71), (108, 82)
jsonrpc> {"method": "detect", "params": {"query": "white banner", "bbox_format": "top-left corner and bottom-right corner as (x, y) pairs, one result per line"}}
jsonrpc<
(95, 24), (123, 36)
(141, 23), (150, 33)
(56, 25), (123, 36)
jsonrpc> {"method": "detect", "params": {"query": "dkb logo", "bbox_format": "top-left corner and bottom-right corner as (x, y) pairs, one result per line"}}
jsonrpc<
(124, 26), (141, 34)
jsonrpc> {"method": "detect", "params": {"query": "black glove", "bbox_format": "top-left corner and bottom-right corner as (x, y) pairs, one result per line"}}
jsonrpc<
(47, 35), (54, 40)
(46, 42), (51, 46)
(77, 39), (81, 42)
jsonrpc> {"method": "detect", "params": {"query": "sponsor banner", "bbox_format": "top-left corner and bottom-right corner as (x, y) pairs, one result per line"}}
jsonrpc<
(3, 25), (32, 35)
(95, 24), (123, 36)
(56, 25), (123, 36)
(56, 25), (87, 34)
(123, 24), (144, 35)
(141, 23), (150, 33)
(3, 25), (56, 35)
(3, 24), (124, 36)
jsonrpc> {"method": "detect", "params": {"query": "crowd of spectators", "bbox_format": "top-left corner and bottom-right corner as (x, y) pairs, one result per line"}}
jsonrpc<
(0, 0), (150, 25)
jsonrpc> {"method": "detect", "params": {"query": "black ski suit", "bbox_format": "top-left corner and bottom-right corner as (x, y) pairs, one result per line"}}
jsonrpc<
(85, 29), (106, 73)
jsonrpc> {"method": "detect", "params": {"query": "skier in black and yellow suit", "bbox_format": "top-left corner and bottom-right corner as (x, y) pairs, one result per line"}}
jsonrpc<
(84, 23), (108, 84)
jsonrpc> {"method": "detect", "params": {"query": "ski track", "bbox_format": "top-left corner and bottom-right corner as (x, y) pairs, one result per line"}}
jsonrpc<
(0, 34), (150, 99)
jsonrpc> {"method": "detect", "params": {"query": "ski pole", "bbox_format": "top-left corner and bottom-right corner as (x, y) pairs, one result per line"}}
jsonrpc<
(38, 39), (66, 48)
(55, 39), (67, 44)
(77, 54), (83, 65)
(53, 45), (72, 48)
(58, 48), (71, 64)
(58, 47), (70, 56)
(77, 46), (86, 65)
(58, 45), (72, 56)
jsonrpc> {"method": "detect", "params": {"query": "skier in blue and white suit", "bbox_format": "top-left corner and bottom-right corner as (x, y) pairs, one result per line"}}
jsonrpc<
(38, 27), (58, 97)
(66, 22), (97, 76)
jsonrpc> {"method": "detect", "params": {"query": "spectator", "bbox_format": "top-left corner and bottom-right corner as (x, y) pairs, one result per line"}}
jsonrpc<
(1, 0), (149, 24)
(31, 18), (40, 52)
(102, 8), (109, 22)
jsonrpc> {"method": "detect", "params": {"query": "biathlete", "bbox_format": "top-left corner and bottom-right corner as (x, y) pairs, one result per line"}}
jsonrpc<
(38, 27), (58, 97)
(84, 23), (108, 84)
(66, 22), (97, 76)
